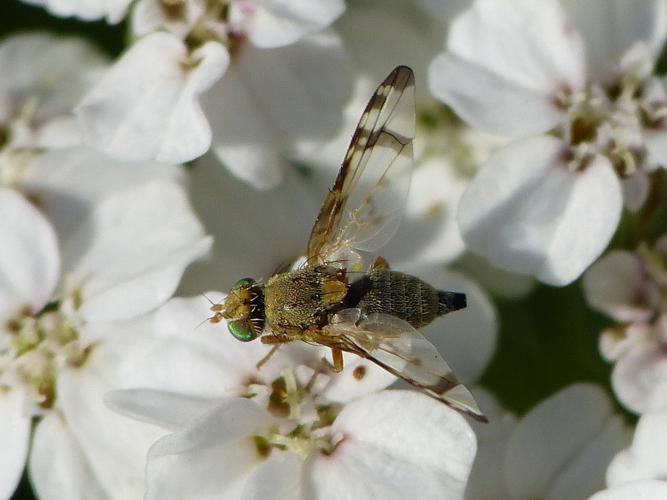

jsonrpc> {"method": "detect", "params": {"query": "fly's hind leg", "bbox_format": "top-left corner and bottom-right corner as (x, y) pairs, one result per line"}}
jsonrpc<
(257, 334), (293, 370)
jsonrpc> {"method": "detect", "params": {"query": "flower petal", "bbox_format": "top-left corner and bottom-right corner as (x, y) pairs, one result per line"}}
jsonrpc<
(30, 413), (110, 500)
(504, 384), (629, 500)
(458, 136), (623, 286)
(304, 391), (476, 500)
(607, 411), (667, 486)
(64, 179), (212, 322)
(0, 389), (30, 500)
(429, 0), (585, 136)
(241, 452), (302, 500)
(246, 0), (345, 48)
(0, 188), (59, 329)
(18, 0), (131, 23)
(76, 32), (228, 163)
(561, 0), (667, 83)
(589, 480), (667, 500)
(146, 398), (272, 500)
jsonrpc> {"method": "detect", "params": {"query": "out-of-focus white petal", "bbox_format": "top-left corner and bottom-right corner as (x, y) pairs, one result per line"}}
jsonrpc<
(57, 344), (166, 500)
(146, 398), (272, 500)
(644, 127), (667, 168)
(30, 413), (110, 500)
(583, 251), (654, 323)
(456, 253), (536, 300)
(561, 0), (667, 83)
(304, 391), (476, 500)
(22, 146), (183, 241)
(458, 136), (623, 286)
(242, 452), (302, 500)
(106, 389), (221, 431)
(64, 180), (212, 322)
(589, 480), (667, 500)
(0, 189), (59, 329)
(612, 340), (667, 414)
(0, 389), (30, 500)
(622, 171), (650, 213)
(607, 411), (667, 486)
(0, 33), (106, 147)
(246, 0), (345, 48)
(76, 33), (229, 163)
(19, 0), (132, 23)
(429, 0), (585, 136)
(206, 30), (351, 189)
(504, 384), (629, 500)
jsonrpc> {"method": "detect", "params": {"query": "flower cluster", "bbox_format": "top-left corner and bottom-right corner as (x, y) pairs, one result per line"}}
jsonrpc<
(1, 0), (667, 499)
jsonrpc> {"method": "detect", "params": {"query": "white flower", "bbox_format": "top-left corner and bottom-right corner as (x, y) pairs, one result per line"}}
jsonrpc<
(465, 384), (630, 500)
(589, 480), (667, 500)
(583, 240), (667, 414)
(108, 295), (477, 500)
(19, 0), (132, 23)
(0, 32), (106, 150)
(75, 1), (350, 187)
(0, 179), (211, 498)
(430, 0), (667, 286)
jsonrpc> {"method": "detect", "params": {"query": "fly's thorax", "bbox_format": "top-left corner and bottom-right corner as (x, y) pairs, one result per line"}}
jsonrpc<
(264, 267), (348, 333)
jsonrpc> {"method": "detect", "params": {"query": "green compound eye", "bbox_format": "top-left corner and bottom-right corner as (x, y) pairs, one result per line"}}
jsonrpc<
(232, 278), (255, 290)
(228, 320), (257, 342)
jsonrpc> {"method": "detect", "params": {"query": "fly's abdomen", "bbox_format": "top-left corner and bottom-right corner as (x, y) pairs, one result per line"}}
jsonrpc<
(348, 270), (466, 329)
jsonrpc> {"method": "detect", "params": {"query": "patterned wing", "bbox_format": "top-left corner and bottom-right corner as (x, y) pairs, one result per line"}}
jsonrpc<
(307, 66), (415, 267)
(325, 309), (488, 423)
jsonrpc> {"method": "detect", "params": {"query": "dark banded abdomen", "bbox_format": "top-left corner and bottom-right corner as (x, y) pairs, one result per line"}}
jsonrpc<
(346, 270), (466, 329)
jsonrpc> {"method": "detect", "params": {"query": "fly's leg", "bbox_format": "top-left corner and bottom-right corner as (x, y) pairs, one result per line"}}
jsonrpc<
(256, 345), (281, 370)
(257, 334), (293, 370)
(331, 347), (344, 372)
(304, 347), (344, 392)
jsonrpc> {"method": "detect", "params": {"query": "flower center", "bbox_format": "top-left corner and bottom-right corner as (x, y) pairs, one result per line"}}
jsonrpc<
(1, 302), (91, 410)
(247, 368), (343, 458)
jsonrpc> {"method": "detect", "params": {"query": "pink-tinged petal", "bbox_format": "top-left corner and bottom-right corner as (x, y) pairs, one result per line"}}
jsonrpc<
(304, 391), (476, 500)
(458, 136), (623, 286)
(30, 413), (110, 500)
(0, 189), (59, 329)
(146, 398), (272, 500)
(76, 33), (228, 163)
(607, 411), (667, 486)
(64, 180), (212, 322)
(583, 251), (656, 323)
(504, 384), (630, 500)
(23, 146), (183, 241)
(589, 480), (667, 500)
(57, 344), (166, 500)
(562, 0), (667, 83)
(106, 389), (220, 431)
(0, 389), (30, 500)
(246, 0), (345, 48)
(19, 0), (132, 22)
(206, 31), (352, 189)
(429, 0), (585, 136)
(612, 340), (667, 414)
(241, 452), (302, 500)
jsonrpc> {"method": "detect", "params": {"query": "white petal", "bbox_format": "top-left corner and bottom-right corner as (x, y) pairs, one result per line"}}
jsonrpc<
(304, 391), (476, 500)
(0, 188), (59, 329)
(65, 179), (212, 322)
(429, 0), (585, 136)
(206, 30), (351, 189)
(458, 136), (623, 286)
(504, 384), (629, 500)
(456, 252), (536, 300)
(57, 345), (166, 500)
(20, 0), (132, 23)
(644, 127), (667, 167)
(30, 413), (110, 500)
(146, 398), (272, 500)
(241, 452), (302, 500)
(583, 251), (655, 323)
(0, 389), (30, 500)
(612, 340), (667, 414)
(23, 146), (184, 241)
(607, 411), (667, 486)
(76, 33), (229, 163)
(589, 480), (667, 500)
(106, 389), (220, 431)
(622, 171), (650, 213)
(561, 0), (667, 83)
(246, 0), (345, 48)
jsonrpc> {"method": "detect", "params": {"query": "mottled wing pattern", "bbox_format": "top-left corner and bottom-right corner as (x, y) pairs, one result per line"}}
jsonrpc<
(325, 309), (488, 423)
(307, 66), (416, 266)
